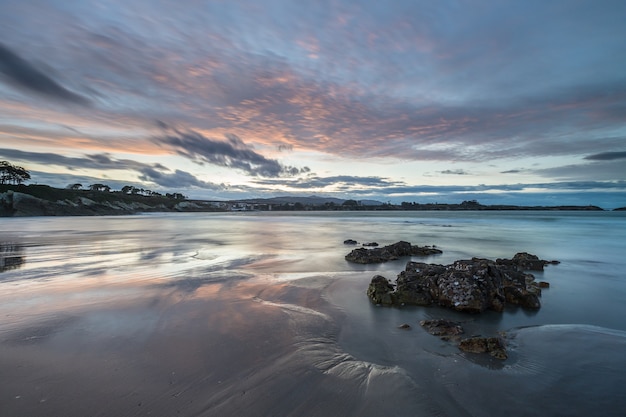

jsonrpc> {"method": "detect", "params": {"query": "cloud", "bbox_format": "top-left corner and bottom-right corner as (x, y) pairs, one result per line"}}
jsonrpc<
(155, 128), (310, 177)
(138, 167), (223, 189)
(440, 169), (469, 175)
(0, 42), (90, 105)
(536, 160), (626, 182)
(0, 148), (221, 191)
(584, 151), (626, 161)
(253, 175), (403, 190)
(0, 148), (153, 172)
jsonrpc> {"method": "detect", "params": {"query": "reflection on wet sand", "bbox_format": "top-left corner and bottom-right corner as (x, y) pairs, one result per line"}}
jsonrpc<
(0, 278), (438, 417)
(0, 241), (25, 273)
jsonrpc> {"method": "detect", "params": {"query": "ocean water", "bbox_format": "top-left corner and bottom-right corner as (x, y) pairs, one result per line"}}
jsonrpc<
(1, 211), (625, 416)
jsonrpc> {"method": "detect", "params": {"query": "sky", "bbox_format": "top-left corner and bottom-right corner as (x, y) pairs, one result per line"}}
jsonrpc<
(1, 0), (625, 208)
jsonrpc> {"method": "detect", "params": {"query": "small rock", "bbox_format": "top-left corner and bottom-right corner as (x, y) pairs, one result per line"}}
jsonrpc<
(366, 275), (396, 305)
(420, 319), (464, 337)
(343, 239), (358, 245)
(538, 281), (550, 288)
(363, 242), (379, 247)
(398, 323), (411, 330)
(459, 336), (507, 359)
(347, 241), (442, 264)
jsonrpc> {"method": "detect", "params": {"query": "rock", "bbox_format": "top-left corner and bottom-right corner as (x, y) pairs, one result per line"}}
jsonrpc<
(366, 275), (396, 305)
(362, 242), (379, 247)
(497, 252), (556, 271)
(538, 281), (550, 288)
(459, 336), (508, 359)
(343, 239), (358, 245)
(419, 319), (464, 338)
(411, 245), (442, 256)
(346, 241), (442, 264)
(398, 323), (411, 330)
(366, 253), (557, 313)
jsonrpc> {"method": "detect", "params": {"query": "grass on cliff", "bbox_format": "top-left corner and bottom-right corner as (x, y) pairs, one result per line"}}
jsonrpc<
(0, 184), (181, 207)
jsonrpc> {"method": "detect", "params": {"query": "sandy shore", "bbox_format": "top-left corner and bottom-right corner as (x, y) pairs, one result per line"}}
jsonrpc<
(0, 276), (436, 416)
(2, 274), (626, 416)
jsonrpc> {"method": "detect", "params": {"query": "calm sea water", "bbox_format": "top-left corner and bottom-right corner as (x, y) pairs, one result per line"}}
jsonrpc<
(2, 211), (624, 328)
(1, 211), (625, 415)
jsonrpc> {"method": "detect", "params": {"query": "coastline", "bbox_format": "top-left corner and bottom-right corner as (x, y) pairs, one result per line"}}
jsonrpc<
(1, 185), (620, 217)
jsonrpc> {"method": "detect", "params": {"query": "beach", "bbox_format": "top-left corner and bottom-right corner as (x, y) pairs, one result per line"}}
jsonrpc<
(1, 212), (625, 416)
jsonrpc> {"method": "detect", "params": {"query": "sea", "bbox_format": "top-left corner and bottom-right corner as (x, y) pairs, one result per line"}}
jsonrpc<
(1, 211), (625, 416)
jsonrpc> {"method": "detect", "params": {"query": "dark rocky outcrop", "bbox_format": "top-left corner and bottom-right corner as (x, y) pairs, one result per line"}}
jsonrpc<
(367, 253), (556, 313)
(343, 239), (358, 245)
(459, 336), (508, 359)
(345, 241), (442, 264)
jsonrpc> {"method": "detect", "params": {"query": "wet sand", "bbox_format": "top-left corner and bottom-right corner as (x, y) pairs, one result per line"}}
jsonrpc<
(0, 276), (439, 416)
(2, 272), (626, 416)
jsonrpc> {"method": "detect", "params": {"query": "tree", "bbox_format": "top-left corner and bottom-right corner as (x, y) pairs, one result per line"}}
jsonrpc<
(166, 192), (186, 200)
(0, 161), (31, 185)
(89, 183), (111, 192)
(67, 183), (83, 190)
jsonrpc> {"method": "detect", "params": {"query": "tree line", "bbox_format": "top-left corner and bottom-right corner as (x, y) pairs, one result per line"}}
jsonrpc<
(0, 161), (31, 185)
(1, 161), (186, 200)
(66, 183), (186, 200)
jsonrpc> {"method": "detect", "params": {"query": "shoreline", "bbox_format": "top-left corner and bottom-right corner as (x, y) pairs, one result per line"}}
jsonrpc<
(2, 186), (621, 217)
(2, 270), (626, 416)
(0, 274), (436, 416)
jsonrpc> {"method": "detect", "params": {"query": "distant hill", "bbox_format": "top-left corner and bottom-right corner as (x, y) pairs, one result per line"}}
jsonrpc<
(236, 195), (384, 206)
(1, 184), (612, 216)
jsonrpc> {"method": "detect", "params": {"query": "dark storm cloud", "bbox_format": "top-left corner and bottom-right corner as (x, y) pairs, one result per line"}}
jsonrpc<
(155, 129), (309, 177)
(584, 152), (626, 161)
(0, 43), (89, 105)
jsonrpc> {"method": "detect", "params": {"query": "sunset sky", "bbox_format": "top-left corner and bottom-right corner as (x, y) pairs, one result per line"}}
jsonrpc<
(1, 0), (625, 207)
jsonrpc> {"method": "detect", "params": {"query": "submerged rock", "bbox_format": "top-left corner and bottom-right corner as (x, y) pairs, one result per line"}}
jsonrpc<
(419, 319), (464, 339)
(459, 336), (508, 359)
(367, 253), (557, 313)
(346, 241), (442, 264)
